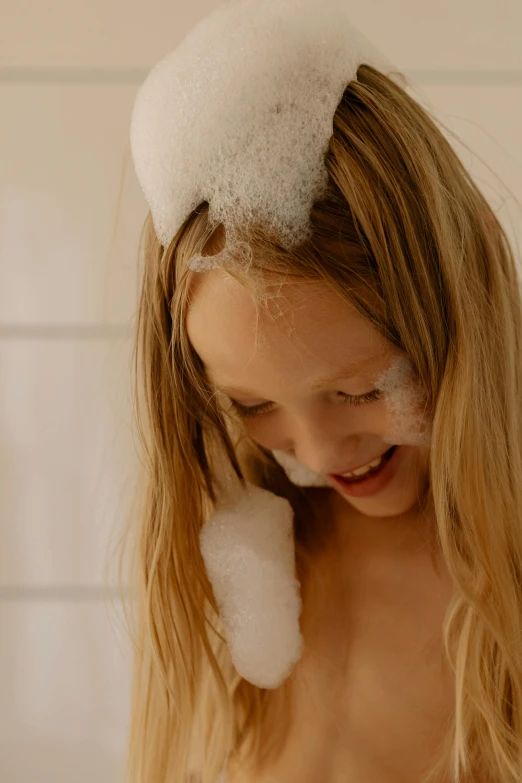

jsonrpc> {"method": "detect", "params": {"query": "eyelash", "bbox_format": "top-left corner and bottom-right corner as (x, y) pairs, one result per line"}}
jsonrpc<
(228, 389), (382, 419)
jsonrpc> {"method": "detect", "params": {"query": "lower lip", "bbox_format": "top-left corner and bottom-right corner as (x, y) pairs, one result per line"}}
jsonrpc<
(329, 445), (401, 498)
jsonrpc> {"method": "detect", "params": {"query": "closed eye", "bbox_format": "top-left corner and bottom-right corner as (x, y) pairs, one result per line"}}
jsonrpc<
(228, 389), (382, 419)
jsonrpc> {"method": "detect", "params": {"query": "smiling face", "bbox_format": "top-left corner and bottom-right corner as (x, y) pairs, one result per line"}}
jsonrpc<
(186, 267), (431, 520)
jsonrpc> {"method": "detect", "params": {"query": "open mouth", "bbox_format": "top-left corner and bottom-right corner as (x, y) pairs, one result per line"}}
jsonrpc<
(334, 445), (398, 485)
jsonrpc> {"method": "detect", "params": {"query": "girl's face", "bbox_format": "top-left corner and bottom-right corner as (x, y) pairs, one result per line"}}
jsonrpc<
(186, 268), (431, 520)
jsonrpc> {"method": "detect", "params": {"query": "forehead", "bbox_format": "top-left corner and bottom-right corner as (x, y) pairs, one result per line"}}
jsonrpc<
(185, 268), (387, 386)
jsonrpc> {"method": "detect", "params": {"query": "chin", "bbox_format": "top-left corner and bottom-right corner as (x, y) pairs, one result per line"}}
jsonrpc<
(345, 490), (428, 520)
(340, 457), (431, 520)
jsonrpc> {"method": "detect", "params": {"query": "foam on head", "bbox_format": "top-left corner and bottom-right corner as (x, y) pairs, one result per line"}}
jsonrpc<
(130, 0), (396, 268)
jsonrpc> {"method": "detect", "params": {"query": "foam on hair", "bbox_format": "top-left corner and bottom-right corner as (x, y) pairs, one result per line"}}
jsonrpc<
(199, 483), (303, 688)
(130, 0), (396, 267)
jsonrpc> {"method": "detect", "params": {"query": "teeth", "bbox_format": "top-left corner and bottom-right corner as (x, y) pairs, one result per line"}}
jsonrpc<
(341, 454), (383, 478)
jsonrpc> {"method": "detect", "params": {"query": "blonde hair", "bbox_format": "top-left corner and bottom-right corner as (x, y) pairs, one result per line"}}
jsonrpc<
(117, 64), (522, 782)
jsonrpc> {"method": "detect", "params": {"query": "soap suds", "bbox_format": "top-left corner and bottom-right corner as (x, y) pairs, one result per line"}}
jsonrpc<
(130, 0), (396, 265)
(199, 482), (303, 688)
(373, 354), (432, 449)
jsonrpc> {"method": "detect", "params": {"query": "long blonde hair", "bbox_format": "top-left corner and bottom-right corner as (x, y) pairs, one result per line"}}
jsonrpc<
(117, 64), (522, 782)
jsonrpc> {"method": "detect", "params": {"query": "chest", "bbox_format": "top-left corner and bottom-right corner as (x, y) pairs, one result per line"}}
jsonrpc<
(297, 552), (454, 780)
(228, 549), (456, 783)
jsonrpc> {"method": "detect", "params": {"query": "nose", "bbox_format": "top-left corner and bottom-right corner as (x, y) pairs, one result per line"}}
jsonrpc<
(288, 419), (357, 476)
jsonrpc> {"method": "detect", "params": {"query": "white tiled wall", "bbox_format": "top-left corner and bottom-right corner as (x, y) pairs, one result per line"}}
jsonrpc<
(0, 85), (143, 324)
(1, 2), (520, 782)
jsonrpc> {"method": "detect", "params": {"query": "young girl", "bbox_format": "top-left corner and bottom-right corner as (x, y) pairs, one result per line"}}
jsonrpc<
(120, 1), (522, 781)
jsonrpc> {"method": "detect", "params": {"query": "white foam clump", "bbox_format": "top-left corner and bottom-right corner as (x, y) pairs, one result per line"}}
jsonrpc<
(271, 449), (331, 487)
(130, 0), (396, 265)
(374, 355), (433, 449)
(199, 482), (303, 688)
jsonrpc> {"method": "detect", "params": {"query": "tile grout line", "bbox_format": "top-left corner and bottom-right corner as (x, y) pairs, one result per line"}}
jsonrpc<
(0, 324), (133, 339)
(406, 69), (522, 85)
(0, 585), (135, 601)
(0, 67), (149, 84)
(0, 67), (521, 85)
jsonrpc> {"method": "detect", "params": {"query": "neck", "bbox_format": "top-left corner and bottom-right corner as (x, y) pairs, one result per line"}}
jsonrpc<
(326, 486), (440, 560)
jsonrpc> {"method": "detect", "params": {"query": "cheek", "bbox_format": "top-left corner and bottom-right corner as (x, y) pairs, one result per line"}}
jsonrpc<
(373, 355), (432, 448)
(241, 417), (280, 449)
(381, 393), (432, 448)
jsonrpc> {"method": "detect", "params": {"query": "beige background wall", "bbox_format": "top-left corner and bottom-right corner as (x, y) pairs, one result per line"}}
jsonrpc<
(1, 1), (521, 781)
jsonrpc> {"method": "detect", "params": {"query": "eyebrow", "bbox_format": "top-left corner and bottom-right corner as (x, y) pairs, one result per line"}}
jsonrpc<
(209, 354), (378, 396)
